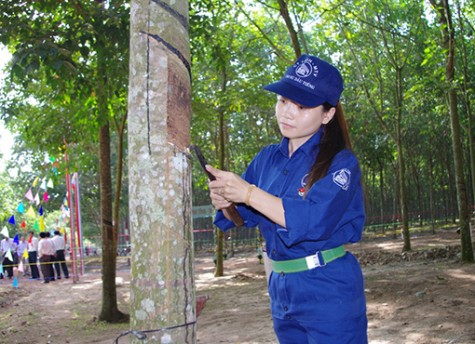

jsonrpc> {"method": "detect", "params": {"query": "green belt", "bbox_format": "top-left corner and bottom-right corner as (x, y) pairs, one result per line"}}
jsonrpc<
(271, 246), (346, 273)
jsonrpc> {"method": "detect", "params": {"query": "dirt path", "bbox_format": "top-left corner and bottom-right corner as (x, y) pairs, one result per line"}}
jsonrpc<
(1, 229), (474, 344)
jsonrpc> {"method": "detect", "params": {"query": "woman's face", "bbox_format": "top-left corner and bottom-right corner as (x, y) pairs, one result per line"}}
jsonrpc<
(275, 96), (335, 151)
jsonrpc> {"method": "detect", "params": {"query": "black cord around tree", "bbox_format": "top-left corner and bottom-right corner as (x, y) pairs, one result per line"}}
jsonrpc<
(113, 321), (196, 343)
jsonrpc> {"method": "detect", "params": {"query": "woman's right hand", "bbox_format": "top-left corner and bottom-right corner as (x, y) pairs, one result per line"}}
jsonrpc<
(209, 184), (233, 210)
(206, 165), (234, 210)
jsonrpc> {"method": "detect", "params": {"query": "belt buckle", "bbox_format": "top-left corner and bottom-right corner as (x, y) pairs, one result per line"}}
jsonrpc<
(305, 251), (325, 269)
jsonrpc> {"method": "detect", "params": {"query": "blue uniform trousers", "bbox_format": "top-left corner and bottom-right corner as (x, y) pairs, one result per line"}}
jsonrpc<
(269, 253), (367, 344)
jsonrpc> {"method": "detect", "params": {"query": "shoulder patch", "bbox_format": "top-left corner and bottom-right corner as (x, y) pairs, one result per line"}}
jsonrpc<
(332, 168), (351, 190)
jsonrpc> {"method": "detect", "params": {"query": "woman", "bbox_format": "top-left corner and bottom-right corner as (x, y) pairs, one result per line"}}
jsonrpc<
(206, 54), (367, 343)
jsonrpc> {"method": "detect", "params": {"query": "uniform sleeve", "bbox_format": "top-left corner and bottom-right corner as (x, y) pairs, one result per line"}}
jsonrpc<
(214, 204), (260, 231)
(279, 150), (365, 246)
(213, 149), (269, 231)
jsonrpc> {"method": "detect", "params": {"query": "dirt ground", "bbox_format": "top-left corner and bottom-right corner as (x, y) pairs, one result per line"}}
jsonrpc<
(1, 228), (474, 344)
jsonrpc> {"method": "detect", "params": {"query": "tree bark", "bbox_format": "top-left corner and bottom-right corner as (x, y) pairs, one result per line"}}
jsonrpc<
(96, 44), (127, 321)
(277, 0), (301, 58)
(430, 0), (474, 262)
(395, 66), (411, 251)
(128, 0), (195, 342)
(98, 121), (127, 322)
(455, 0), (475, 208)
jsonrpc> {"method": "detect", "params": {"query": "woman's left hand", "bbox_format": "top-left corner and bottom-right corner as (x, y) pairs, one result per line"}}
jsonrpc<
(206, 165), (250, 205)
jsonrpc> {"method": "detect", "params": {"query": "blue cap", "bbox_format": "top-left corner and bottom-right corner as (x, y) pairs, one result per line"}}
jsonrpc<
(264, 54), (344, 107)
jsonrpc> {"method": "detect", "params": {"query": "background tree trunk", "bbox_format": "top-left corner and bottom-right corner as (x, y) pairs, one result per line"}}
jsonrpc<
(128, 0), (195, 341)
(430, 0), (474, 262)
(98, 121), (127, 322)
(96, 47), (127, 321)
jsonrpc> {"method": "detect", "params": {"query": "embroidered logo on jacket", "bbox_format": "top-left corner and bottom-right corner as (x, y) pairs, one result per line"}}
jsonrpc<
(333, 169), (351, 190)
(298, 174), (309, 197)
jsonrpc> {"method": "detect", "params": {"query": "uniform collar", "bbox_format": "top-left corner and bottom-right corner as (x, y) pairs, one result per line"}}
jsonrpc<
(278, 127), (324, 158)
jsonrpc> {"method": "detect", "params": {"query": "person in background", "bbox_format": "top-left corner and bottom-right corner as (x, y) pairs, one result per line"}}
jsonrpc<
(51, 230), (69, 279)
(27, 231), (40, 280)
(1, 234), (15, 279)
(207, 54), (367, 343)
(38, 232), (55, 283)
(16, 235), (29, 277)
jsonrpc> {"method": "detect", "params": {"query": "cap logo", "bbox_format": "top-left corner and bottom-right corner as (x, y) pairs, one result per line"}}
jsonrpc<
(284, 58), (319, 91)
(295, 58), (319, 79)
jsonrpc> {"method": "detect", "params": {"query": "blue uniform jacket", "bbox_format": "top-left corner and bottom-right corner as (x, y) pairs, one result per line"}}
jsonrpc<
(214, 128), (368, 336)
(214, 128), (365, 261)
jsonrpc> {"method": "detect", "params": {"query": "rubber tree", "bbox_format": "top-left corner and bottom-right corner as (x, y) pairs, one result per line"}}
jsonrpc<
(429, 0), (474, 262)
(128, 0), (195, 342)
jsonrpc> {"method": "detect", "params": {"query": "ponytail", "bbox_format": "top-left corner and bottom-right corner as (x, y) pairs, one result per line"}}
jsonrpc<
(305, 102), (352, 193)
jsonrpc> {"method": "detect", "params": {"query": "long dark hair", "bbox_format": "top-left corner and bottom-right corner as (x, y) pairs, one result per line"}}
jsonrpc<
(305, 102), (352, 193)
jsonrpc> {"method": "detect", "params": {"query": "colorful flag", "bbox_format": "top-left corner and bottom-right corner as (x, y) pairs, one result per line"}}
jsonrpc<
(32, 176), (39, 187)
(5, 249), (13, 262)
(34, 193), (40, 205)
(18, 260), (24, 273)
(39, 206), (44, 216)
(26, 206), (36, 218)
(8, 215), (15, 226)
(24, 189), (34, 202)
(17, 202), (25, 214)
(13, 234), (19, 245)
(43, 191), (49, 202)
(12, 277), (18, 288)
(47, 179), (54, 188)
(22, 248), (28, 259)
(21, 221), (26, 229)
(40, 179), (47, 190)
(1, 226), (9, 238)
(39, 217), (45, 231)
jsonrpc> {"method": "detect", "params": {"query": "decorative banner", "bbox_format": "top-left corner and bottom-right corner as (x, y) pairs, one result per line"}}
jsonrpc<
(39, 217), (45, 231)
(1, 226), (9, 238)
(47, 179), (54, 188)
(34, 193), (40, 206)
(26, 206), (36, 218)
(38, 206), (44, 216)
(17, 202), (25, 214)
(24, 189), (34, 202)
(18, 260), (24, 273)
(12, 276), (18, 288)
(13, 234), (19, 245)
(32, 177), (39, 187)
(8, 215), (16, 226)
(40, 179), (47, 190)
(22, 248), (29, 259)
(21, 221), (26, 229)
(33, 221), (39, 231)
(43, 191), (49, 203)
(5, 249), (13, 262)
(0, 264), (3, 275)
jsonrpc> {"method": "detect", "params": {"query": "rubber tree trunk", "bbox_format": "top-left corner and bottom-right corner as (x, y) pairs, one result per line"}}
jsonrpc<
(430, 0), (474, 262)
(128, 0), (195, 342)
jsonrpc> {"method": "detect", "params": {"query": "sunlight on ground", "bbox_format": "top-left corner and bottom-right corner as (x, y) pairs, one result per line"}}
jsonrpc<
(70, 276), (128, 290)
(375, 242), (402, 250)
(447, 268), (475, 282)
